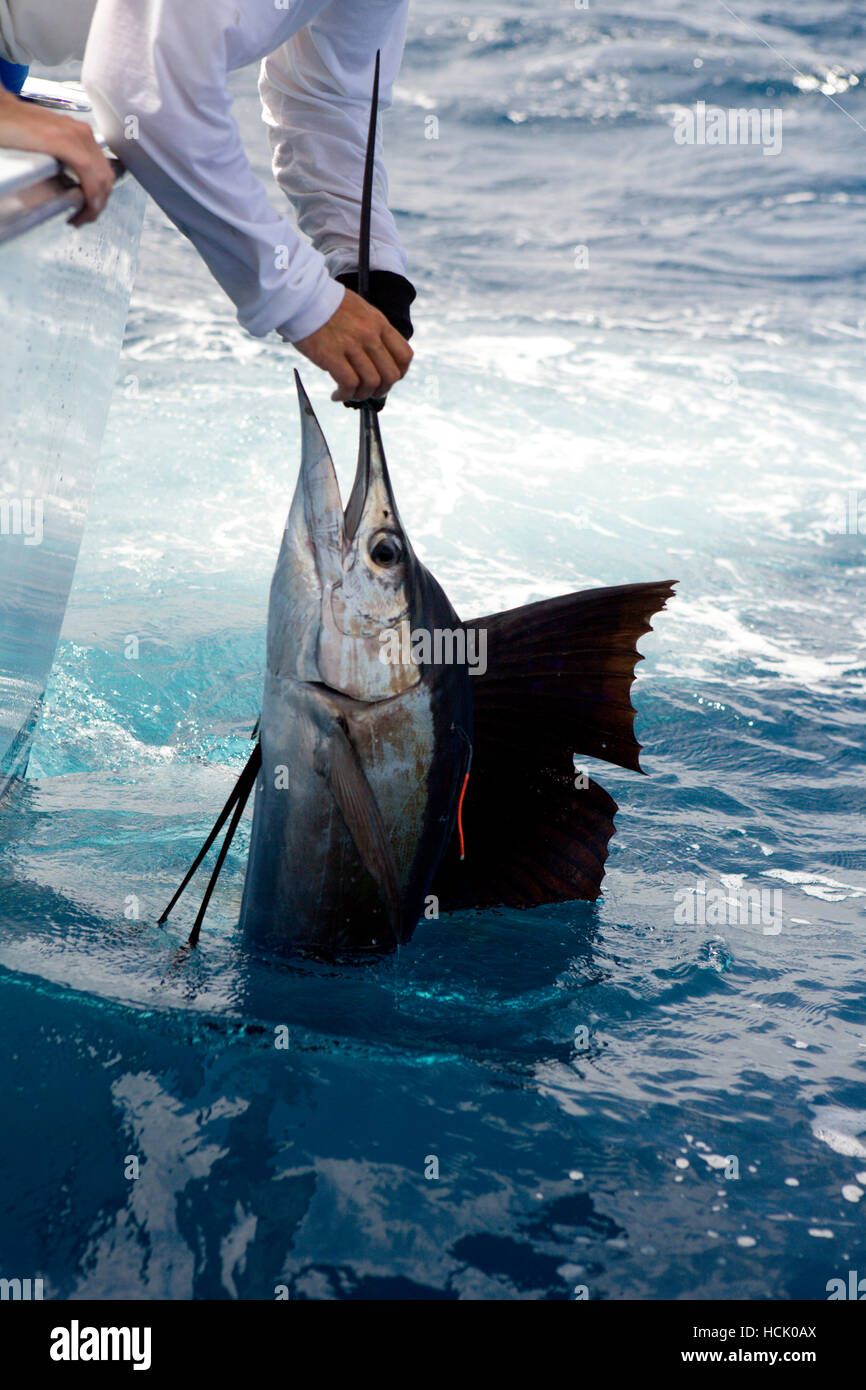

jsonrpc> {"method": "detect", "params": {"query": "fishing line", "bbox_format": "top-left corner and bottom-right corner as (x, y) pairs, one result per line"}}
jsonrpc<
(358, 50), (380, 302)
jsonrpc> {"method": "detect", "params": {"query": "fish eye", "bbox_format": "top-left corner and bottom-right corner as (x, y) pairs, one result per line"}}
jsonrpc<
(369, 532), (404, 568)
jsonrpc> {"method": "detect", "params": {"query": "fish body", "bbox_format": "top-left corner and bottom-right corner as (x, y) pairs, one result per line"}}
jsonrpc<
(235, 377), (674, 958)
(239, 384), (472, 955)
(240, 636), (470, 955)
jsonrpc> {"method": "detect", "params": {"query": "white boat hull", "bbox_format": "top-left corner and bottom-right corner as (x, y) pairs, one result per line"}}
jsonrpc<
(0, 81), (145, 794)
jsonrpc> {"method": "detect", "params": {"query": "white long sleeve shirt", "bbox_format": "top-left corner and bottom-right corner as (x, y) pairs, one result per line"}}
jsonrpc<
(1, 0), (410, 341)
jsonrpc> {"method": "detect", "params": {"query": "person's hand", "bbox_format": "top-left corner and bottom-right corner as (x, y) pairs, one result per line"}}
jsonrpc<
(292, 287), (413, 403)
(0, 89), (115, 225)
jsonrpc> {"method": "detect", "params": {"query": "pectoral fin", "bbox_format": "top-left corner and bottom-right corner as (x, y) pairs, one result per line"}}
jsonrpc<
(314, 721), (403, 942)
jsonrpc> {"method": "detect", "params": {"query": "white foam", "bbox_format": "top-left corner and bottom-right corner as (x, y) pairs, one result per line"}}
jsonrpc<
(811, 1108), (866, 1159)
(764, 869), (866, 903)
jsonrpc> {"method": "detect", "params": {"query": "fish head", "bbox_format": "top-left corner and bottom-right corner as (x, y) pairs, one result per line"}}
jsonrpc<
(267, 374), (426, 701)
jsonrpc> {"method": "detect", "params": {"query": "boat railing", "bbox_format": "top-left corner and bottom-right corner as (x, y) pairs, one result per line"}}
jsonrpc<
(0, 78), (125, 246)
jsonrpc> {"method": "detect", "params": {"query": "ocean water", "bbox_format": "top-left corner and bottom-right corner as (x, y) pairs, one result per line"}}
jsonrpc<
(2, 1), (866, 1299)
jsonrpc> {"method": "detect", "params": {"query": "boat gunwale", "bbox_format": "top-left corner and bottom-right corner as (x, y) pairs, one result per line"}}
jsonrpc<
(0, 79), (125, 247)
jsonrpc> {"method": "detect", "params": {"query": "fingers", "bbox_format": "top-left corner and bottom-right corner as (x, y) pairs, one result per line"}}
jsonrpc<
(330, 365), (363, 404)
(60, 125), (115, 225)
(381, 323), (414, 376)
(340, 293), (413, 398)
(294, 287), (415, 402)
(328, 340), (409, 403)
(0, 99), (114, 224)
(341, 327), (413, 402)
(358, 341), (404, 399)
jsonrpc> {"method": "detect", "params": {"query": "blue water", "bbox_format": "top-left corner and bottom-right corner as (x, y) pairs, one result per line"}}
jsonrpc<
(3, 1), (866, 1299)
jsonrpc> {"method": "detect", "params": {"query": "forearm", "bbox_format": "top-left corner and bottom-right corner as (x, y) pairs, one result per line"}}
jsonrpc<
(260, 0), (410, 279)
(82, 0), (342, 340)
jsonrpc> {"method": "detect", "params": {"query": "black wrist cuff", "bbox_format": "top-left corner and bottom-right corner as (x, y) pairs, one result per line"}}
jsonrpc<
(335, 269), (416, 341)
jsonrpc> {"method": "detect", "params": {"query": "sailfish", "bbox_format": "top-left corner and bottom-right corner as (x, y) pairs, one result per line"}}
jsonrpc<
(160, 56), (675, 957)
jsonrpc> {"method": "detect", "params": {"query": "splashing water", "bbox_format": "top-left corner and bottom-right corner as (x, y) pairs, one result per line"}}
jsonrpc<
(2, 2), (866, 1299)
